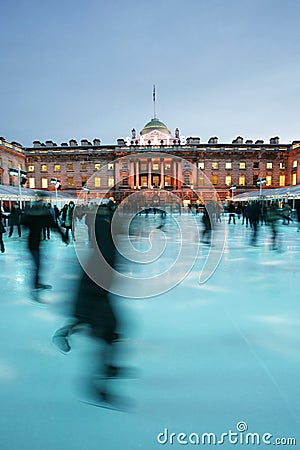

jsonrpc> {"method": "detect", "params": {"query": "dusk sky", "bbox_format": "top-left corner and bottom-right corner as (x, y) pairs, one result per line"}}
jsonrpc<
(1, 0), (300, 147)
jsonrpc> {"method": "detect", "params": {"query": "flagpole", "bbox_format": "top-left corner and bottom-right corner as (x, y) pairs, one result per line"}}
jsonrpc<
(153, 84), (156, 118)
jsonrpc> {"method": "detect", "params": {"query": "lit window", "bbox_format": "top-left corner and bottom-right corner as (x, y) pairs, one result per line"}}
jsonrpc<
(18, 163), (22, 169)
(225, 175), (232, 186)
(95, 163), (101, 171)
(198, 176), (205, 186)
(67, 163), (73, 171)
(212, 175), (218, 185)
(198, 162), (204, 170)
(8, 160), (13, 168)
(279, 175), (285, 187)
(41, 178), (48, 189)
(54, 164), (61, 172)
(279, 162), (285, 169)
(293, 160), (298, 168)
(68, 177), (74, 187)
(292, 173), (297, 185)
(266, 162), (273, 169)
(266, 176), (272, 186)
(140, 163), (147, 172)
(108, 163), (114, 170)
(94, 177), (101, 187)
(153, 163), (159, 170)
(212, 162), (218, 170)
(41, 164), (47, 172)
(141, 176), (147, 186)
(28, 178), (35, 189)
(28, 165), (35, 172)
(225, 162), (232, 169)
(165, 163), (171, 170)
(164, 176), (171, 186)
(239, 175), (245, 186)
(108, 176), (114, 187)
(81, 163), (87, 171)
(81, 176), (87, 187)
(239, 162), (246, 169)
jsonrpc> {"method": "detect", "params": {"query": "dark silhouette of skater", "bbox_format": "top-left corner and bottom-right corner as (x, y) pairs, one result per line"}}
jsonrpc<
(8, 204), (22, 237)
(228, 201), (236, 224)
(266, 202), (281, 250)
(0, 210), (6, 253)
(52, 200), (130, 407)
(22, 193), (68, 290)
(61, 201), (76, 241)
(201, 206), (212, 244)
(248, 202), (261, 245)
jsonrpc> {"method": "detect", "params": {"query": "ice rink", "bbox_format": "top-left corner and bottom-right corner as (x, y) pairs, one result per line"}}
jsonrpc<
(0, 212), (299, 449)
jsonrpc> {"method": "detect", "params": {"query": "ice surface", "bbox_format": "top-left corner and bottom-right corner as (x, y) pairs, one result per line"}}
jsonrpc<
(0, 214), (299, 449)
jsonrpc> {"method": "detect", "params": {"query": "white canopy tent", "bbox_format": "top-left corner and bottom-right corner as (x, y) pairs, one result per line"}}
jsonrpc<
(233, 185), (300, 203)
(0, 184), (76, 209)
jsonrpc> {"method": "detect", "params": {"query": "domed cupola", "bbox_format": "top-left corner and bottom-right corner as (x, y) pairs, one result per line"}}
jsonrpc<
(140, 118), (171, 136)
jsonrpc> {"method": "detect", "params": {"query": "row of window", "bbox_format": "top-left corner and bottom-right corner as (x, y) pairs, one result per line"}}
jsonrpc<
(24, 173), (299, 190)
(26, 176), (115, 189)
(198, 162), (288, 170)
(27, 163), (108, 173)
(208, 175), (284, 187)
(26, 160), (298, 173)
(27, 162), (175, 173)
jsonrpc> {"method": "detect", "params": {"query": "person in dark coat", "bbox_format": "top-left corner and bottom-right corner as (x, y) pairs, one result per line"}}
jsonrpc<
(0, 210), (6, 253)
(242, 203), (250, 227)
(297, 204), (300, 232)
(228, 201), (236, 224)
(22, 194), (68, 289)
(248, 201), (261, 245)
(201, 206), (212, 244)
(52, 200), (127, 406)
(266, 202), (281, 250)
(8, 204), (22, 237)
(61, 201), (76, 241)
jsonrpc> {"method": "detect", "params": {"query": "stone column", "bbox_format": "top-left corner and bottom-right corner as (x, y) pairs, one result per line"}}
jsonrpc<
(130, 159), (135, 188)
(160, 157), (164, 189)
(177, 159), (183, 189)
(172, 158), (177, 189)
(148, 158), (152, 188)
(135, 159), (140, 188)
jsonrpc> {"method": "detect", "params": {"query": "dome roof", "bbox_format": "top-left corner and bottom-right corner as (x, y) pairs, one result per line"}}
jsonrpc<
(140, 118), (171, 136)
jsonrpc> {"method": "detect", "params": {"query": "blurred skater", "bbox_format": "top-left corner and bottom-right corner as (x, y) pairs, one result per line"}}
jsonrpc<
(61, 201), (76, 241)
(0, 209), (6, 253)
(22, 193), (68, 290)
(282, 202), (292, 225)
(201, 205), (212, 244)
(266, 202), (281, 250)
(43, 203), (55, 240)
(8, 204), (22, 237)
(52, 200), (131, 408)
(228, 201), (236, 224)
(248, 202), (261, 246)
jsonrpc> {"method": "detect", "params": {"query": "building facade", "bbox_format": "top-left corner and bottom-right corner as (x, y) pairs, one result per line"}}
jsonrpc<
(1, 118), (300, 206)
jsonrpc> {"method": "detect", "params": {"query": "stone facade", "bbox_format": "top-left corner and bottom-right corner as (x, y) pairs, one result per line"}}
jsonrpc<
(1, 119), (300, 205)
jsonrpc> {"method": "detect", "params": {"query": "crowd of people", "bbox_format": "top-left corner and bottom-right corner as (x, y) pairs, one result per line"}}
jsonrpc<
(199, 199), (300, 248)
(0, 196), (132, 409)
(0, 195), (300, 409)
